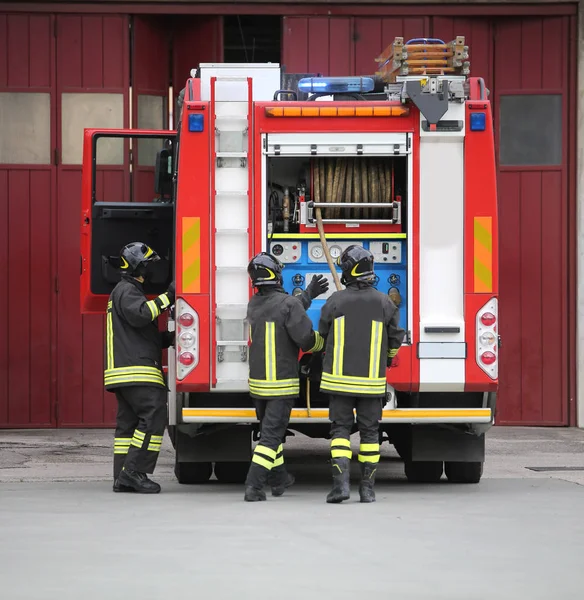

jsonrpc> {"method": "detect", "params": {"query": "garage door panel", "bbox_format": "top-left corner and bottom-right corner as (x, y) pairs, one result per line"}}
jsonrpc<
(307, 18), (330, 75)
(81, 315), (106, 426)
(329, 18), (352, 76)
(0, 170), (7, 424)
(519, 171), (544, 423)
(282, 17), (308, 73)
(541, 170), (567, 424)
(497, 172), (522, 422)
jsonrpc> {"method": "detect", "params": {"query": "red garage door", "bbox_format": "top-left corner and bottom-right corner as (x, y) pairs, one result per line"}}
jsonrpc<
(282, 14), (575, 425)
(0, 14), (56, 427)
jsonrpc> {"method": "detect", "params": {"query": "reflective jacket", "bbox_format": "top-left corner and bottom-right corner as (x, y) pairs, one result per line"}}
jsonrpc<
(247, 287), (324, 399)
(318, 282), (405, 397)
(104, 275), (173, 391)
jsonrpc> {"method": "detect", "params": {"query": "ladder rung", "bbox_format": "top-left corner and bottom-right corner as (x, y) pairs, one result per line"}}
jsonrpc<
(216, 152), (247, 158)
(216, 341), (248, 346)
(215, 228), (248, 234)
(216, 190), (248, 196)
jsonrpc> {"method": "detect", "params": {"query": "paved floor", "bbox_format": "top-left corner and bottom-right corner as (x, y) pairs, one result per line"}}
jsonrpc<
(1, 427), (584, 599)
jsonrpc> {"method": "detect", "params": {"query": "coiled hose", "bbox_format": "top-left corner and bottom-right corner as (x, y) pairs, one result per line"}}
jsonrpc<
(311, 157), (394, 220)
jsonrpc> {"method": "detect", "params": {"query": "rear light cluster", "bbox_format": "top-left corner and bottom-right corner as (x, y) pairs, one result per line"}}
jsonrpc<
(176, 298), (199, 380)
(476, 298), (498, 379)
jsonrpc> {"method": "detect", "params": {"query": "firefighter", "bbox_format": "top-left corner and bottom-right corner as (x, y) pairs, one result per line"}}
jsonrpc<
(318, 245), (405, 503)
(106, 242), (175, 494)
(244, 252), (328, 502)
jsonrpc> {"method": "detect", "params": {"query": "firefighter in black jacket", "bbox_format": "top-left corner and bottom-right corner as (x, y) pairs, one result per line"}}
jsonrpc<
(319, 245), (405, 503)
(106, 242), (175, 494)
(244, 252), (328, 502)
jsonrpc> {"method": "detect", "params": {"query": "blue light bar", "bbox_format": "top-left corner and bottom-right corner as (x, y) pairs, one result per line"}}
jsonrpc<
(298, 76), (375, 95)
(188, 113), (204, 132)
(469, 112), (486, 132)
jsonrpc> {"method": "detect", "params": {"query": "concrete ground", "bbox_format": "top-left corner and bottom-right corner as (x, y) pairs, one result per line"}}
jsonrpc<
(1, 426), (584, 599)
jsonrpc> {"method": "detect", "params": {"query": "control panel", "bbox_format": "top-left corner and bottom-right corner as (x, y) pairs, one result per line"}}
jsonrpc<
(268, 236), (407, 331)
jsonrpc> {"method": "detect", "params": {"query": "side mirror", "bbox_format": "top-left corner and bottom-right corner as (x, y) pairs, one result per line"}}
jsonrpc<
(154, 149), (173, 198)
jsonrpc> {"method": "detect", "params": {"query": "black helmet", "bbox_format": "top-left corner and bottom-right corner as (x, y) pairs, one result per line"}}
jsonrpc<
(120, 242), (160, 278)
(337, 245), (374, 285)
(247, 252), (284, 287)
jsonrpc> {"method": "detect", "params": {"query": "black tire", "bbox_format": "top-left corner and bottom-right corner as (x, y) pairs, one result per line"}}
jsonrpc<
(214, 461), (249, 484)
(404, 460), (444, 483)
(174, 461), (213, 484)
(445, 461), (483, 484)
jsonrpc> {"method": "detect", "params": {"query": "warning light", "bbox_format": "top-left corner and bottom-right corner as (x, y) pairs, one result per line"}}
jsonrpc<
(298, 76), (375, 94)
(470, 112), (486, 132)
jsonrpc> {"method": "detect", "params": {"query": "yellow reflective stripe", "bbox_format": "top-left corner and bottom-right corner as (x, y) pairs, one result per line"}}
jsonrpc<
(276, 444), (283, 453)
(150, 435), (164, 443)
(331, 448), (352, 459)
(105, 375), (165, 386)
(359, 443), (379, 453)
(133, 430), (146, 438)
(105, 366), (163, 376)
(114, 449), (130, 455)
(131, 439), (144, 449)
(273, 455), (284, 467)
(388, 348), (399, 358)
(331, 438), (351, 448)
(264, 322), (276, 381)
(322, 372), (385, 386)
(321, 379), (386, 395)
(147, 444), (162, 452)
(369, 321), (383, 379)
(143, 246), (154, 259)
(358, 454), (380, 464)
(106, 301), (114, 370)
(249, 386), (299, 397)
(474, 216), (493, 292)
(146, 300), (160, 320)
(252, 455), (274, 470)
(249, 378), (298, 387)
(158, 293), (170, 309)
(332, 316), (345, 376)
(254, 445), (277, 460)
(309, 331), (324, 353)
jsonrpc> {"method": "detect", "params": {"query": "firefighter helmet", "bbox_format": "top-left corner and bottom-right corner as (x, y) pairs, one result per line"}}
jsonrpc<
(337, 245), (375, 285)
(120, 242), (160, 278)
(247, 252), (284, 287)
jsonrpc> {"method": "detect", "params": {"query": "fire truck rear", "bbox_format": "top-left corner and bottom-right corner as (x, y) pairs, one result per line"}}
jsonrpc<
(80, 37), (499, 485)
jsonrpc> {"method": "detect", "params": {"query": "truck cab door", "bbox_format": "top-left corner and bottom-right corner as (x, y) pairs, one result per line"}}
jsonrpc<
(80, 129), (177, 314)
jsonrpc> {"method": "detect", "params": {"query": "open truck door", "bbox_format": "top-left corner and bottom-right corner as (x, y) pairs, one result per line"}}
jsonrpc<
(80, 129), (177, 314)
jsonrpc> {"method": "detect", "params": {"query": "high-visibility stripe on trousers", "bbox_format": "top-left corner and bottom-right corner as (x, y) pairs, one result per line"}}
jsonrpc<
(114, 437), (132, 455)
(358, 442), (380, 464)
(273, 444), (284, 468)
(251, 444), (277, 471)
(330, 438), (352, 460)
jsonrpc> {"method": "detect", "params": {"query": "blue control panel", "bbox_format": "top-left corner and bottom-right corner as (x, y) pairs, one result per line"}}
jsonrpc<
(267, 236), (408, 331)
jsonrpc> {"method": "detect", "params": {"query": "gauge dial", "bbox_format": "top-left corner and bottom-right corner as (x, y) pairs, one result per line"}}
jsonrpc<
(329, 245), (342, 260)
(272, 243), (284, 256)
(310, 245), (324, 260)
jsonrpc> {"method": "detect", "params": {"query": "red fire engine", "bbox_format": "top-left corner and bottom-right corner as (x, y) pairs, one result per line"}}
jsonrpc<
(80, 37), (499, 485)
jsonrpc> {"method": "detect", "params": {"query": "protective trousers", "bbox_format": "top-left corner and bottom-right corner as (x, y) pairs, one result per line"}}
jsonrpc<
(113, 385), (167, 478)
(328, 395), (383, 464)
(246, 397), (294, 488)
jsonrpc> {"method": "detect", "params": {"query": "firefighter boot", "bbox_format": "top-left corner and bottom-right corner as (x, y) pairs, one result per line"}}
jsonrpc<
(113, 479), (135, 493)
(268, 466), (295, 497)
(244, 463), (270, 502)
(326, 458), (351, 504)
(117, 468), (161, 494)
(358, 462), (377, 503)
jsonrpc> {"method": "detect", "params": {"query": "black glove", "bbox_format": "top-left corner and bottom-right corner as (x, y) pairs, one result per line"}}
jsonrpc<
(166, 280), (176, 304)
(306, 274), (329, 300)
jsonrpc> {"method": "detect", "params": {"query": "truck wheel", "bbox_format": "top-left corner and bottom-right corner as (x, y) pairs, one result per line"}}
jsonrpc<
(445, 461), (483, 484)
(404, 460), (444, 483)
(174, 461), (213, 484)
(214, 461), (249, 484)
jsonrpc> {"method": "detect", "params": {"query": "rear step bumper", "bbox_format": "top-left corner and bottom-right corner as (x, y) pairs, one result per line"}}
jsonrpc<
(182, 408), (492, 424)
